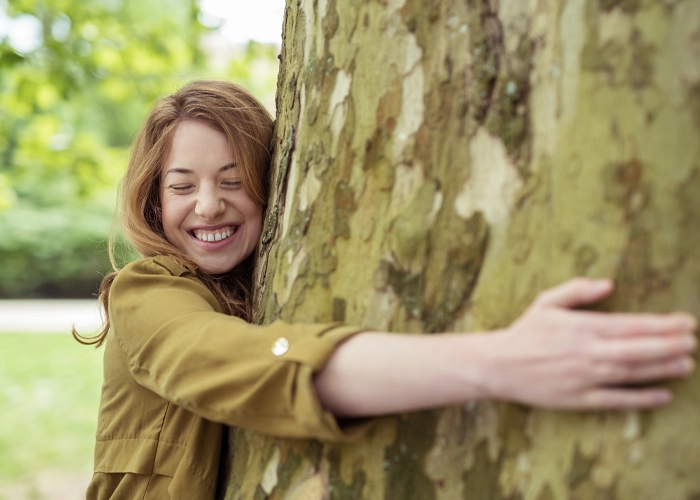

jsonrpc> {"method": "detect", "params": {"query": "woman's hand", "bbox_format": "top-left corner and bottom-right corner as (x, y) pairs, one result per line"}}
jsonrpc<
(315, 278), (697, 417)
(485, 278), (697, 410)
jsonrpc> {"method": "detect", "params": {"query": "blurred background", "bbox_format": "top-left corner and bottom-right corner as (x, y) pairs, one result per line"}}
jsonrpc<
(0, 0), (281, 497)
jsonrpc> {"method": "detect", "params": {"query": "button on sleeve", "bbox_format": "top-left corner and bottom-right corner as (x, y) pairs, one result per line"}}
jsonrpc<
(271, 337), (289, 356)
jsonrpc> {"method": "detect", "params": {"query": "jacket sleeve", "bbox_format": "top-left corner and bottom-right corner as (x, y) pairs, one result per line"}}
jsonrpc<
(109, 257), (370, 443)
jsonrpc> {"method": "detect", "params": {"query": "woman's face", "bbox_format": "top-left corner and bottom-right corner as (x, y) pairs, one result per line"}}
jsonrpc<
(160, 120), (262, 274)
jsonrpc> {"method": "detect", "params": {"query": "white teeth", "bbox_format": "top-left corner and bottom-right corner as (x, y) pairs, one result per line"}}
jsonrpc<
(193, 227), (236, 242)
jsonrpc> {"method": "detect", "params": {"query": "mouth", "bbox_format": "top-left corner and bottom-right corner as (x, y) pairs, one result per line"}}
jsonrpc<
(190, 225), (238, 242)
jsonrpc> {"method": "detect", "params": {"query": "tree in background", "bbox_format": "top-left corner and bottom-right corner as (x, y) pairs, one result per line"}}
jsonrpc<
(221, 0), (700, 498)
(0, 0), (204, 297)
(0, 0), (279, 298)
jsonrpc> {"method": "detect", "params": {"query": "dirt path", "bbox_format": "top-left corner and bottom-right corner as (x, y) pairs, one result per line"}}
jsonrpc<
(0, 470), (90, 500)
(0, 300), (101, 334)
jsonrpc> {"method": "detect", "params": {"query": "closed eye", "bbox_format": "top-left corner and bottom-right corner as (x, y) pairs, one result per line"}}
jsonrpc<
(168, 184), (194, 192)
(222, 180), (243, 188)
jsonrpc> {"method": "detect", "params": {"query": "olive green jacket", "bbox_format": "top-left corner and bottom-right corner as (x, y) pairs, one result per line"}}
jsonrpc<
(86, 256), (367, 499)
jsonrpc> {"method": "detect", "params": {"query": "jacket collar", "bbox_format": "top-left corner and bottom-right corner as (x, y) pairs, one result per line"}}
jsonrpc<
(152, 255), (198, 277)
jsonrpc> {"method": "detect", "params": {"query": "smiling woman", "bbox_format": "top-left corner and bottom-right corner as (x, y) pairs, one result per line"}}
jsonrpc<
(76, 80), (286, 499)
(160, 121), (263, 275)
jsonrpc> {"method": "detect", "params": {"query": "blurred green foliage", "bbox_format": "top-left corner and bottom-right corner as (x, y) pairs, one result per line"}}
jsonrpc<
(0, 0), (279, 297)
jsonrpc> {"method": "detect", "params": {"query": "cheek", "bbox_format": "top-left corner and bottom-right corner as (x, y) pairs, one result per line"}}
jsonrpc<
(160, 197), (184, 238)
(237, 194), (264, 237)
(160, 199), (171, 229)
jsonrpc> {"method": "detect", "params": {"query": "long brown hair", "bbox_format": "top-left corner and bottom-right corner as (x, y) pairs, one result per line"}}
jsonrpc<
(74, 80), (273, 346)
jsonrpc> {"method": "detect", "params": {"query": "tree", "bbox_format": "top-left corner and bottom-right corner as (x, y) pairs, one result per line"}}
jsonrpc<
(221, 0), (700, 498)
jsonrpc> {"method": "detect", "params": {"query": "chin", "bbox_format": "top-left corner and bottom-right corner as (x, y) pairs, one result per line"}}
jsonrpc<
(197, 256), (248, 275)
(199, 265), (234, 275)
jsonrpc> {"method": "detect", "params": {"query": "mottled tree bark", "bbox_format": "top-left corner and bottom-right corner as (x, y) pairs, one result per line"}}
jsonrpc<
(222, 0), (700, 498)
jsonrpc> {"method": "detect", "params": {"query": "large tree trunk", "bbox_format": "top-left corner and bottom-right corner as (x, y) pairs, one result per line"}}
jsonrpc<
(221, 0), (700, 498)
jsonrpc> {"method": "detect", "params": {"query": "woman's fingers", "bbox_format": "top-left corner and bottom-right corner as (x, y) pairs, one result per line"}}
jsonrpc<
(534, 278), (614, 309)
(581, 387), (673, 410)
(576, 311), (697, 338)
(592, 334), (697, 363)
(503, 278), (698, 411)
(534, 278), (697, 335)
(594, 356), (696, 385)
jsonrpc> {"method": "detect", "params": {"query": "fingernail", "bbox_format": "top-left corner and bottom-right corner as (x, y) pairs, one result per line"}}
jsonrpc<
(656, 390), (673, 405)
(686, 359), (696, 373)
(674, 313), (698, 330)
(677, 358), (693, 373)
(685, 316), (698, 331)
(595, 279), (612, 291)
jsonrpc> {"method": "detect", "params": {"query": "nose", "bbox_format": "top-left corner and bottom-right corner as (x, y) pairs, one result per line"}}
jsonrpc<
(194, 187), (225, 220)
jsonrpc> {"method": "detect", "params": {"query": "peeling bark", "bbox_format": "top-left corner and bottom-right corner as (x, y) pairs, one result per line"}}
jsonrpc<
(222, 0), (700, 498)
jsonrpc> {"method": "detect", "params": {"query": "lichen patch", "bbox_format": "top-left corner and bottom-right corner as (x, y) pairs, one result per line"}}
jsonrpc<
(298, 169), (322, 212)
(328, 70), (353, 122)
(388, 162), (425, 215)
(599, 8), (633, 45)
(391, 35), (424, 160)
(260, 447), (281, 495)
(300, 0), (316, 66)
(454, 128), (523, 226)
(403, 33), (423, 74)
(276, 247), (308, 308)
(281, 154), (300, 240)
(328, 70), (353, 155)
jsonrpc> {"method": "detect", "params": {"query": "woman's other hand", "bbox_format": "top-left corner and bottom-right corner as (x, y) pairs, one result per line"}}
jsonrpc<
(315, 278), (697, 416)
(486, 278), (697, 410)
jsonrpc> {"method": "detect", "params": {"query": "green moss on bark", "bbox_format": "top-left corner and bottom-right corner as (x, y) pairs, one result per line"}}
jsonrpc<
(384, 412), (438, 500)
(600, 0), (641, 13)
(467, 0), (501, 123)
(462, 441), (512, 500)
(327, 448), (366, 500)
(423, 211), (489, 333)
(333, 180), (355, 239)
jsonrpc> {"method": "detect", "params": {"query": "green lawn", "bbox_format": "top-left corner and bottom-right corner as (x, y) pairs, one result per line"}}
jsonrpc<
(0, 334), (103, 483)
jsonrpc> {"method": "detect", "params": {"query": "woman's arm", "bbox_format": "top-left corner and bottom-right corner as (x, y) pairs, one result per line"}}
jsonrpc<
(314, 278), (697, 416)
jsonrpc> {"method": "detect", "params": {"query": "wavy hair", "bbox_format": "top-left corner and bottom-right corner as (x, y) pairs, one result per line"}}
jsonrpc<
(74, 80), (273, 346)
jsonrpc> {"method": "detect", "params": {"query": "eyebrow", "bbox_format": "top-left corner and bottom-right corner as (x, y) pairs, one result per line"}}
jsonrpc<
(164, 163), (238, 177)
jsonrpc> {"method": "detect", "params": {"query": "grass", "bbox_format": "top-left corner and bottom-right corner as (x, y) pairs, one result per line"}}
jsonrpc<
(0, 333), (103, 483)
